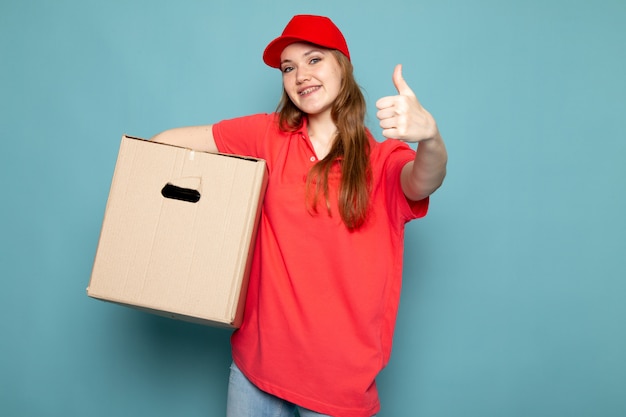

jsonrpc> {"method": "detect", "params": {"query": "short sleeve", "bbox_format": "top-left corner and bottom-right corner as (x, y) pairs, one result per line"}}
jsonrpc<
(374, 139), (429, 223)
(212, 113), (276, 158)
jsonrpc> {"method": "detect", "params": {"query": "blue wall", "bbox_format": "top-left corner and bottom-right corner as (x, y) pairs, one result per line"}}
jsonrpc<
(1, 1), (625, 416)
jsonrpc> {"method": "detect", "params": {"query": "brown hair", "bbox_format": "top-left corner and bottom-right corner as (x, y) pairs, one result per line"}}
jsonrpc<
(277, 50), (372, 230)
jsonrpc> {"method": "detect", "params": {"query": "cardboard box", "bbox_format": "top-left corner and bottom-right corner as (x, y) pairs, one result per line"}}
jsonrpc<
(88, 135), (267, 328)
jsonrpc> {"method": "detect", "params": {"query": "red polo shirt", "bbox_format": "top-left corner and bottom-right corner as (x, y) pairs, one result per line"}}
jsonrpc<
(213, 113), (428, 417)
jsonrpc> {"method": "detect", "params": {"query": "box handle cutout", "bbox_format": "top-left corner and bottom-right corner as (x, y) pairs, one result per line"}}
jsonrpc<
(161, 183), (201, 203)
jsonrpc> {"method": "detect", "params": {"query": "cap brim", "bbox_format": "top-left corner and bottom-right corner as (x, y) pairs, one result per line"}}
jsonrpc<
(262, 36), (305, 68)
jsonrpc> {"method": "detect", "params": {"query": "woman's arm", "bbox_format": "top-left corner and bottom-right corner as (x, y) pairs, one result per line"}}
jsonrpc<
(400, 133), (447, 201)
(150, 125), (218, 153)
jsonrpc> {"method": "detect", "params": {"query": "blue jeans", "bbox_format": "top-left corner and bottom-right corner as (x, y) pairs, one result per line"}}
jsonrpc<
(227, 362), (355, 417)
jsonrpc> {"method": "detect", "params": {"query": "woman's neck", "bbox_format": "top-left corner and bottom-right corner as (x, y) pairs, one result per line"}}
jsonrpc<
(307, 113), (337, 160)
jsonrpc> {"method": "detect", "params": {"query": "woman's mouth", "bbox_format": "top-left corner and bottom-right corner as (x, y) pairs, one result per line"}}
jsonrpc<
(299, 86), (320, 96)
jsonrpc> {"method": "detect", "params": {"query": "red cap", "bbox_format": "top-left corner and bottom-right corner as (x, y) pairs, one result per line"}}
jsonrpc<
(263, 15), (350, 68)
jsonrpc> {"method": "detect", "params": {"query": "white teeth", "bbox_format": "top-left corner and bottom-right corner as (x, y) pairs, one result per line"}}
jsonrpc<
(300, 87), (318, 96)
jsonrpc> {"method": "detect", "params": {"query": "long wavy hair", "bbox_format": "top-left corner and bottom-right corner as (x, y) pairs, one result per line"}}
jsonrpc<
(277, 50), (372, 230)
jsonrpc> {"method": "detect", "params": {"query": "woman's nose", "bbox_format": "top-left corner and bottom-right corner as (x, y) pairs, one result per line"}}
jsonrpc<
(295, 68), (310, 84)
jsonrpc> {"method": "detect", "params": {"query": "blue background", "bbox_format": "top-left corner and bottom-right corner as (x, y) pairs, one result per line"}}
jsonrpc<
(1, 0), (625, 416)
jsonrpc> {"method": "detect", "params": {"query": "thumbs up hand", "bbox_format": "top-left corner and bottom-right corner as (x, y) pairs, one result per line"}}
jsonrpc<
(376, 64), (438, 143)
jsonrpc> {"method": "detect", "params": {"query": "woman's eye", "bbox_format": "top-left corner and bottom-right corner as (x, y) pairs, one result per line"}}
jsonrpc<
(282, 66), (294, 73)
(310, 57), (321, 65)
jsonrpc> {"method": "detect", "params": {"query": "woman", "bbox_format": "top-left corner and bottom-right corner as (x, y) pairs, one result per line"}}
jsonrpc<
(152, 14), (447, 417)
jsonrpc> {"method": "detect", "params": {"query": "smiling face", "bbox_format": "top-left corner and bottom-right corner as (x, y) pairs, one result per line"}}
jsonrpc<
(279, 42), (343, 118)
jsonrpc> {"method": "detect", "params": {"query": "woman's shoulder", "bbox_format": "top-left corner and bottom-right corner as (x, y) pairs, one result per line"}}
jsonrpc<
(218, 112), (278, 127)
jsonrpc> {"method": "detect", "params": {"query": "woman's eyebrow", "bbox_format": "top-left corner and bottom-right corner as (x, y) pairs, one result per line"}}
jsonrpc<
(281, 49), (326, 65)
(303, 48), (325, 56)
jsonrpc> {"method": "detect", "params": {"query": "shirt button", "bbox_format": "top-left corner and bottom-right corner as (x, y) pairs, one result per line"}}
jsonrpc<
(310, 156), (316, 162)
